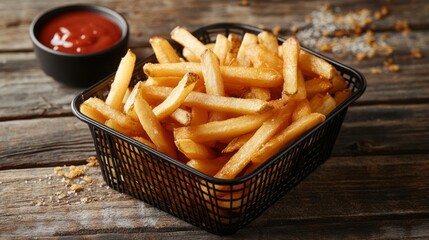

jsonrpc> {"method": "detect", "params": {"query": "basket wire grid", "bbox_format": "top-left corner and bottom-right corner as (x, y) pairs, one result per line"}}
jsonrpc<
(72, 23), (366, 235)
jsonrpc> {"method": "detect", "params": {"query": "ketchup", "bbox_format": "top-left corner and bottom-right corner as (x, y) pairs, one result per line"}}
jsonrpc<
(38, 11), (122, 54)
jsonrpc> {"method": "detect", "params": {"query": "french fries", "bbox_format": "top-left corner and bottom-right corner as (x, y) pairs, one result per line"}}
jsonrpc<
(171, 26), (207, 57)
(143, 62), (283, 87)
(105, 50), (136, 110)
(299, 50), (336, 80)
(282, 36), (300, 96)
(149, 37), (181, 63)
(134, 93), (177, 159)
(152, 72), (198, 120)
(80, 26), (353, 186)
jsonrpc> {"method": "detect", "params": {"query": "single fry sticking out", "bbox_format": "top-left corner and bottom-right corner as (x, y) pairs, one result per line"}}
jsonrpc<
(282, 36), (300, 96)
(105, 50), (136, 111)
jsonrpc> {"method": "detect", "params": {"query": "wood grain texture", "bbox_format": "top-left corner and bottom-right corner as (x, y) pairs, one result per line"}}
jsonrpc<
(0, 48), (153, 121)
(1, 154), (428, 238)
(0, 117), (94, 170)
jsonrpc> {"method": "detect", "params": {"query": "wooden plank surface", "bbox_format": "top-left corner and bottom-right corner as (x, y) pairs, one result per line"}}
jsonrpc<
(1, 0), (429, 238)
(1, 154), (428, 238)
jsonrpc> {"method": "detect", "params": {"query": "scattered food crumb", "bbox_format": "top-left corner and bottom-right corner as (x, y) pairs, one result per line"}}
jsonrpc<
(86, 156), (99, 167)
(239, 0), (249, 6)
(83, 175), (93, 184)
(410, 49), (422, 59)
(374, 5), (389, 20)
(55, 165), (86, 179)
(31, 156), (119, 206)
(394, 19), (411, 36)
(384, 58), (400, 72)
(370, 67), (383, 74)
(70, 184), (84, 192)
(281, 2), (422, 73)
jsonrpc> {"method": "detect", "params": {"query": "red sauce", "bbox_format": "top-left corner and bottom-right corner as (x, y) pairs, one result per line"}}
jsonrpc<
(38, 11), (122, 54)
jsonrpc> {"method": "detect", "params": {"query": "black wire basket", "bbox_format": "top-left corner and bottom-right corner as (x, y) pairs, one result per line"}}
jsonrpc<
(71, 23), (366, 235)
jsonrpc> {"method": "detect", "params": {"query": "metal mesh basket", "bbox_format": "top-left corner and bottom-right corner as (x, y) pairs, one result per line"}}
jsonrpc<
(71, 23), (366, 235)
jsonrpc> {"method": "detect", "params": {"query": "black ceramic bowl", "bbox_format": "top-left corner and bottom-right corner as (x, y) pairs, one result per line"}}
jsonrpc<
(29, 4), (129, 88)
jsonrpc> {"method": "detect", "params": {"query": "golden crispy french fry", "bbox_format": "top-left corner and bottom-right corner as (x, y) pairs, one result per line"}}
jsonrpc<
(105, 49), (136, 111)
(236, 33), (258, 67)
(215, 102), (296, 179)
(134, 93), (177, 158)
(334, 89), (352, 105)
(122, 87), (131, 104)
(145, 76), (182, 87)
(258, 31), (279, 54)
(224, 33), (241, 66)
(290, 69), (307, 101)
(201, 48), (228, 121)
(174, 111), (274, 143)
(190, 107), (208, 126)
(186, 156), (230, 176)
(149, 37), (181, 63)
(123, 81), (143, 115)
(170, 108), (191, 126)
(247, 44), (282, 73)
(105, 118), (137, 137)
(299, 50), (336, 80)
(329, 73), (348, 94)
(282, 36), (300, 96)
(309, 93), (337, 115)
(305, 77), (333, 98)
(213, 34), (230, 65)
(222, 132), (254, 153)
(292, 99), (312, 121)
(152, 72), (199, 120)
(84, 97), (146, 136)
(140, 85), (273, 115)
(175, 138), (217, 160)
(246, 113), (326, 174)
(182, 47), (200, 62)
(133, 136), (156, 149)
(244, 87), (271, 101)
(200, 49), (225, 96)
(80, 103), (106, 123)
(221, 65), (283, 87)
(183, 43), (215, 63)
(143, 62), (283, 88)
(171, 26), (207, 57)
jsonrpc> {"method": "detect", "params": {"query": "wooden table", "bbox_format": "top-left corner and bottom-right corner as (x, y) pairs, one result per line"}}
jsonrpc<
(1, 0), (428, 239)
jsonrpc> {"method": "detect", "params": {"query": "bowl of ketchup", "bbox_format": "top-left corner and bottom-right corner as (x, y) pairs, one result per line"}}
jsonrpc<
(30, 4), (129, 87)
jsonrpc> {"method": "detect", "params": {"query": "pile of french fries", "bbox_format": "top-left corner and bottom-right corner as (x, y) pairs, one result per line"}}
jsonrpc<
(80, 26), (352, 181)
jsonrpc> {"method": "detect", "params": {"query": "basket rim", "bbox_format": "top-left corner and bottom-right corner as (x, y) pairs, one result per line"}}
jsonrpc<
(71, 22), (367, 185)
